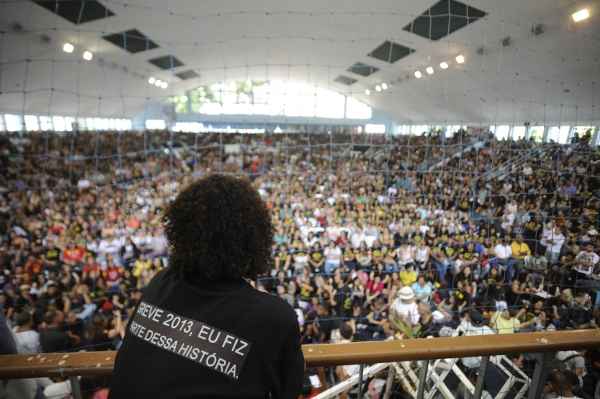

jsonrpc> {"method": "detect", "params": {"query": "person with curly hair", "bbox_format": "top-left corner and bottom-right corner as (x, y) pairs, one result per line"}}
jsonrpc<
(110, 175), (304, 399)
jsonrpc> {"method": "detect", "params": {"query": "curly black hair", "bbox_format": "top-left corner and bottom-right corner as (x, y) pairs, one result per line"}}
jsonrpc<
(163, 174), (272, 282)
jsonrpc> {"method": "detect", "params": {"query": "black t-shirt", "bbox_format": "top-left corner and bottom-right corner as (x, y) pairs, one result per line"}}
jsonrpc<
(40, 327), (72, 353)
(334, 285), (353, 317)
(110, 268), (304, 399)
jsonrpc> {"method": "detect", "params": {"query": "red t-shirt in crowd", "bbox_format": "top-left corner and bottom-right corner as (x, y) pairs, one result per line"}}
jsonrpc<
(50, 224), (64, 235)
(316, 215), (327, 227)
(104, 266), (122, 286)
(63, 247), (85, 263)
(367, 279), (385, 295)
(126, 217), (140, 229)
(82, 262), (101, 274)
(25, 259), (43, 276)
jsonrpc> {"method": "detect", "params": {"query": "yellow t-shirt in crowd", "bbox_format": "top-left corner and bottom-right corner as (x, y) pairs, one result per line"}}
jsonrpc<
(133, 259), (152, 278)
(491, 311), (520, 334)
(511, 241), (531, 260)
(400, 269), (417, 286)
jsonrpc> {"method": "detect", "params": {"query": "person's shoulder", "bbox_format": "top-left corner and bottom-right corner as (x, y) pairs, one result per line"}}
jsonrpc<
(139, 267), (173, 296)
(146, 267), (171, 285)
(19, 330), (39, 338)
(244, 287), (298, 327)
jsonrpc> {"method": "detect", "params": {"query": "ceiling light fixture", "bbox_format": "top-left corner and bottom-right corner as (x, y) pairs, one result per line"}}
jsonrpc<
(426, 66), (434, 75)
(161, 81), (168, 89)
(62, 42), (74, 53)
(154, 79), (162, 87)
(381, 83), (388, 90)
(440, 62), (449, 69)
(148, 77), (156, 84)
(572, 8), (590, 22)
(365, 89), (371, 95)
(414, 70), (422, 79)
(456, 54), (465, 64)
(375, 85), (382, 92)
(82, 50), (93, 61)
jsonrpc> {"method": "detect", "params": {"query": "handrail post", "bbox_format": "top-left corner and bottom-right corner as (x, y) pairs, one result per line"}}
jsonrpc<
(416, 360), (429, 399)
(357, 364), (365, 397)
(69, 376), (82, 399)
(528, 352), (554, 399)
(383, 365), (395, 399)
(473, 356), (489, 399)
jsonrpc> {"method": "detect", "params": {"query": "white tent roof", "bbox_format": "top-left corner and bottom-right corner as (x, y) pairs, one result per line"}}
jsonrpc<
(0, 0), (598, 123)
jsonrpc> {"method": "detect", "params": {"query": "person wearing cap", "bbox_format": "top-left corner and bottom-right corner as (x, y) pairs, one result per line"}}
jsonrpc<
(391, 286), (420, 327)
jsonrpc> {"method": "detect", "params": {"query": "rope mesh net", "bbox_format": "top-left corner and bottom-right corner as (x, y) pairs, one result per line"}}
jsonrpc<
(0, 0), (599, 396)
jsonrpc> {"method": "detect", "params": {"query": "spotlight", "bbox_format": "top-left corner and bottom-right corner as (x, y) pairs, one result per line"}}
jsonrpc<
(381, 83), (388, 90)
(365, 89), (371, 95)
(148, 77), (156, 84)
(161, 81), (168, 89)
(82, 50), (93, 61)
(154, 79), (162, 87)
(62, 42), (74, 53)
(572, 8), (590, 22)
(456, 54), (465, 64)
(375, 85), (382, 92)
(414, 70), (422, 79)
(440, 62), (449, 69)
(426, 66), (434, 75)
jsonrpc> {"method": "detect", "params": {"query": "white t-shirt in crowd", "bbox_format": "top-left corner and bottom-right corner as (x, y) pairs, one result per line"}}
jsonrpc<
(363, 227), (379, 248)
(556, 351), (586, 375)
(326, 226), (341, 241)
(575, 251), (599, 275)
(541, 228), (565, 254)
(324, 246), (342, 265)
(392, 299), (420, 326)
(415, 246), (430, 263)
(350, 231), (364, 248)
(14, 329), (41, 354)
(494, 244), (512, 259)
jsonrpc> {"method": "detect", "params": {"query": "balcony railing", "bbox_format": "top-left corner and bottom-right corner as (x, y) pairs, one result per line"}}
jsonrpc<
(1, 329), (599, 399)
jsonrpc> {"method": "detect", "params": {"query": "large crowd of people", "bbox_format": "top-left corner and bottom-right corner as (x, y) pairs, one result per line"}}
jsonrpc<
(1, 128), (600, 397)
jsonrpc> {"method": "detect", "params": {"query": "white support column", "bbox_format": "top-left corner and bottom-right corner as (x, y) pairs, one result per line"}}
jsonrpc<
(592, 126), (599, 146)
(566, 126), (576, 144)
(542, 125), (550, 143)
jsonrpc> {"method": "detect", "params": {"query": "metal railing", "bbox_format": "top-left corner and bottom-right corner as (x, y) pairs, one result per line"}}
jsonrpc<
(1, 329), (599, 399)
